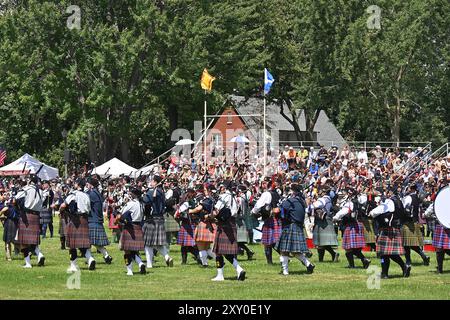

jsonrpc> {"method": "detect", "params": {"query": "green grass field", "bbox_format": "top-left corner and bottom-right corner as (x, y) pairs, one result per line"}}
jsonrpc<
(1, 220), (450, 300)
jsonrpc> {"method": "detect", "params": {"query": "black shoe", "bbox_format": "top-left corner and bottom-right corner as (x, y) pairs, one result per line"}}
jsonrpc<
(306, 264), (315, 274)
(88, 260), (96, 271)
(37, 256), (45, 267)
(437, 267), (443, 274)
(140, 264), (146, 274)
(362, 259), (371, 269)
(104, 256), (113, 264)
(424, 256), (430, 266)
(403, 265), (411, 278)
(166, 257), (174, 267)
(237, 270), (246, 281)
(247, 251), (254, 260)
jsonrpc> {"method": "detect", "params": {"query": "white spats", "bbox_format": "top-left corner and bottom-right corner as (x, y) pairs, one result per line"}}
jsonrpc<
(23, 254), (32, 268)
(144, 246), (154, 268)
(67, 260), (78, 273)
(281, 256), (289, 275)
(199, 250), (208, 266)
(295, 253), (311, 267)
(207, 249), (216, 260)
(211, 268), (224, 281)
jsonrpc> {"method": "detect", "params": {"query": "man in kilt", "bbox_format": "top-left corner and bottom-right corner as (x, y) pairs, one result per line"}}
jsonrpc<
(369, 190), (410, 279)
(275, 184), (315, 275)
(333, 188), (371, 269)
(236, 185), (254, 260)
(39, 181), (54, 239)
(116, 187), (146, 276)
(0, 190), (19, 261)
(251, 179), (282, 265)
(164, 179), (181, 248)
(142, 175), (174, 268)
(401, 184), (430, 267)
(306, 186), (339, 263)
(190, 184), (217, 267)
(60, 179), (96, 272)
(14, 176), (46, 268)
(86, 178), (113, 265)
(212, 182), (246, 281)
(175, 188), (201, 265)
(56, 184), (70, 250)
(358, 189), (377, 251)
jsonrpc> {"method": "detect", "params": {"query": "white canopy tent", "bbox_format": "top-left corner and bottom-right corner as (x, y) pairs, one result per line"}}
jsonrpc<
(0, 153), (59, 180)
(91, 157), (137, 178)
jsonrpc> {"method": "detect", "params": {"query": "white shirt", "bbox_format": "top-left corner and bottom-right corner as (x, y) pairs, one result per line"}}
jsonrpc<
(333, 200), (354, 221)
(215, 191), (238, 217)
(251, 191), (272, 214)
(369, 199), (395, 218)
(402, 195), (412, 210)
(65, 190), (91, 214)
(121, 199), (143, 222)
(165, 189), (173, 200)
(15, 184), (43, 212)
(305, 195), (332, 215)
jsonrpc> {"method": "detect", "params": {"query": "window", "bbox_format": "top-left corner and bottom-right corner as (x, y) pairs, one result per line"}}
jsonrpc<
(212, 133), (221, 146)
(227, 112), (232, 125)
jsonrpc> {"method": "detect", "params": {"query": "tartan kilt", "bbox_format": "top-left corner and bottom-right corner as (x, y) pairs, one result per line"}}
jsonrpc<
(342, 222), (366, 250)
(39, 209), (52, 225)
(313, 216), (338, 247)
(213, 218), (239, 255)
(177, 219), (196, 247)
(119, 223), (144, 251)
(17, 212), (40, 245)
(274, 223), (308, 253)
(401, 221), (424, 247)
(59, 212), (68, 237)
(164, 213), (180, 233)
(143, 216), (167, 246)
(376, 227), (405, 256)
(194, 220), (216, 243)
(88, 222), (110, 247)
(261, 216), (282, 246)
(243, 214), (259, 231)
(236, 216), (248, 243)
(432, 224), (450, 249)
(66, 214), (91, 249)
(2, 219), (18, 243)
(360, 217), (376, 244)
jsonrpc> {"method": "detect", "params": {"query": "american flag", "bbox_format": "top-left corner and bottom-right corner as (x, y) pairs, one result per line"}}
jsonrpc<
(0, 146), (6, 166)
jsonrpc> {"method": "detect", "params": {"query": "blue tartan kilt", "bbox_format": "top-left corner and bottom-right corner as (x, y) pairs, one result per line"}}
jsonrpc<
(433, 224), (450, 249)
(39, 209), (52, 225)
(342, 222), (366, 250)
(177, 219), (196, 247)
(88, 222), (110, 247)
(261, 216), (282, 246)
(143, 216), (167, 246)
(313, 216), (338, 247)
(274, 223), (308, 253)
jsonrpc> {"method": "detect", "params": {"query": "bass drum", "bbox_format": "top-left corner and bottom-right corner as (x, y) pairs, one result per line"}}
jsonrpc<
(434, 186), (450, 229)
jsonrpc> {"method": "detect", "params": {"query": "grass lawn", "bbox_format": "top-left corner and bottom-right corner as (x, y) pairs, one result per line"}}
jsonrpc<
(1, 219), (450, 300)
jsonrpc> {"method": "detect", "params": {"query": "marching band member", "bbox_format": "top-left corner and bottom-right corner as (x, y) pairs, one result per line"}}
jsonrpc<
(212, 182), (246, 281)
(275, 184), (315, 275)
(236, 185), (255, 260)
(142, 175), (174, 268)
(39, 181), (54, 239)
(116, 187), (146, 276)
(14, 176), (46, 268)
(306, 185), (339, 263)
(333, 188), (371, 269)
(60, 178), (96, 272)
(0, 188), (19, 261)
(86, 178), (113, 265)
(401, 184), (430, 267)
(369, 189), (410, 279)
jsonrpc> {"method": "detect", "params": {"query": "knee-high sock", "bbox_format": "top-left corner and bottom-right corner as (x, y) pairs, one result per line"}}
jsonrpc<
(231, 257), (243, 274)
(144, 246), (154, 266)
(436, 251), (444, 272)
(390, 255), (406, 270)
(404, 247), (412, 265)
(155, 246), (170, 261)
(352, 249), (366, 262)
(294, 253), (311, 267)
(189, 246), (200, 258)
(264, 246), (273, 264)
(216, 255), (225, 269)
(238, 243), (252, 255)
(248, 230), (254, 244)
(324, 246), (336, 258)
(410, 246), (428, 261)
(207, 248), (216, 259)
(345, 251), (355, 267)
(317, 248), (325, 262)
(381, 256), (390, 276)
(181, 246), (188, 264)
(69, 249), (77, 261)
(49, 222), (54, 237)
(96, 246), (109, 258)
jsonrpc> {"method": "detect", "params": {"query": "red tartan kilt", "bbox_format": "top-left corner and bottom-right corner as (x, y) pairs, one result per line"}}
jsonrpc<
(376, 227), (405, 256)
(120, 224), (144, 251)
(342, 222), (366, 250)
(66, 215), (91, 249)
(213, 218), (239, 255)
(433, 224), (450, 249)
(261, 216), (282, 246)
(17, 213), (40, 245)
(177, 220), (197, 247)
(194, 221), (216, 243)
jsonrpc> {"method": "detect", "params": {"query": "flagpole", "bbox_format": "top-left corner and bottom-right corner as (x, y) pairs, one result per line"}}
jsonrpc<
(263, 92), (267, 178)
(204, 89), (207, 168)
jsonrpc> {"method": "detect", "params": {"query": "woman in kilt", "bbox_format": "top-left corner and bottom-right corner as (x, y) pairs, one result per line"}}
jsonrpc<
(275, 184), (314, 275)
(333, 188), (371, 269)
(306, 186), (339, 263)
(0, 191), (19, 261)
(191, 184), (217, 267)
(424, 201), (450, 273)
(116, 187), (146, 276)
(212, 183), (246, 281)
(401, 185), (430, 267)
(60, 179), (96, 272)
(369, 191), (410, 279)
(175, 188), (201, 265)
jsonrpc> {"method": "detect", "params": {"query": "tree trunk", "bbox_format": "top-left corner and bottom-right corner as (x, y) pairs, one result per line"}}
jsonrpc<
(87, 130), (98, 164)
(392, 98), (401, 146)
(120, 137), (130, 163)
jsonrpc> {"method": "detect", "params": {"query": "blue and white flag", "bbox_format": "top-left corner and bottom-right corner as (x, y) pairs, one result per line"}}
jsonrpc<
(264, 68), (275, 95)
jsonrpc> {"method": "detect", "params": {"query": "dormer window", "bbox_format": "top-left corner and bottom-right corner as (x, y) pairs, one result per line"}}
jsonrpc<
(227, 111), (232, 125)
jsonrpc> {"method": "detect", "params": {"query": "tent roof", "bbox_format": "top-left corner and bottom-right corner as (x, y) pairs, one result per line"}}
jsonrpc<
(0, 153), (59, 180)
(91, 158), (137, 178)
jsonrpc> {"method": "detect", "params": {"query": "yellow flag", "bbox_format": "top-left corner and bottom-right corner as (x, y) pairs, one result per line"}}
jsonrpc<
(200, 68), (215, 92)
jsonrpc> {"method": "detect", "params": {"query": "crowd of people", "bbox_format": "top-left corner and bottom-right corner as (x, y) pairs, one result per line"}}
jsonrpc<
(0, 143), (449, 280)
